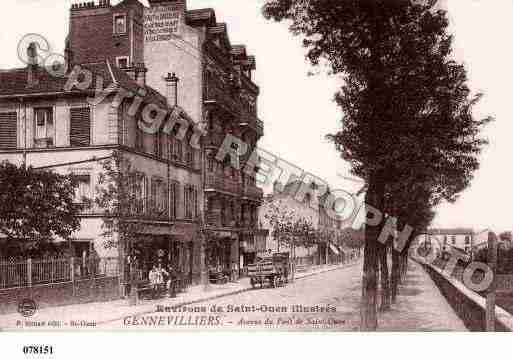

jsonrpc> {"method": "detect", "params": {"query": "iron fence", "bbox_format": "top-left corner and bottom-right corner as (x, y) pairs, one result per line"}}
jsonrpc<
(0, 257), (120, 290)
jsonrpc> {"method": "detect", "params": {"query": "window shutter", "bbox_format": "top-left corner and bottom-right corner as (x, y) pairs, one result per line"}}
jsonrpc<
(0, 112), (17, 149)
(70, 107), (91, 147)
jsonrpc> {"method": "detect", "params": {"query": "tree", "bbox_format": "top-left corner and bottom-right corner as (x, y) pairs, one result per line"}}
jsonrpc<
(263, 0), (490, 329)
(95, 151), (147, 298)
(263, 197), (318, 251)
(339, 227), (365, 249)
(263, 197), (318, 279)
(0, 161), (81, 258)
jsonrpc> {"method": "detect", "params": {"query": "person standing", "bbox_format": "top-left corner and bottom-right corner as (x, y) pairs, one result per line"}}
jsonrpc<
(149, 265), (159, 299)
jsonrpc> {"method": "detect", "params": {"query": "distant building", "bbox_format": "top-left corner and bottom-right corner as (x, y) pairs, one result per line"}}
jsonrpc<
(258, 180), (347, 265)
(427, 228), (490, 260)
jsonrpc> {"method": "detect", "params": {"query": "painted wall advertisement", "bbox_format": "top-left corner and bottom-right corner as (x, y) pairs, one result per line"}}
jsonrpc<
(144, 5), (183, 42)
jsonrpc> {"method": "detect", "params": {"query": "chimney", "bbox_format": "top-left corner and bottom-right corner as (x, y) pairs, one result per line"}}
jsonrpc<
(135, 63), (148, 88)
(26, 42), (39, 88)
(164, 72), (179, 107)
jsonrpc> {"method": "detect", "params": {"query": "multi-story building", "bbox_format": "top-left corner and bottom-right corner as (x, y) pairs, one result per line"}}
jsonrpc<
(0, 0), (265, 285)
(259, 180), (346, 265)
(426, 228), (490, 260)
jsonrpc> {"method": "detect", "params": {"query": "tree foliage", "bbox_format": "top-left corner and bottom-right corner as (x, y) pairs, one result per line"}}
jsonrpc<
(95, 151), (146, 251)
(0, 161), (81, 251)
(263, 0), (491, 329)
(263, 197), (318, 249)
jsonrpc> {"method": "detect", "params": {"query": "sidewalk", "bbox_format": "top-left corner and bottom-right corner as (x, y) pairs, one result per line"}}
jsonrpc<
(376, 260), (467, 331)
(0, 262), (355, 330)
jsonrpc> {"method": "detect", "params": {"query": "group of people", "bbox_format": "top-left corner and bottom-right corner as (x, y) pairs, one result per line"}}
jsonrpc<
(148, 264), (179, 299)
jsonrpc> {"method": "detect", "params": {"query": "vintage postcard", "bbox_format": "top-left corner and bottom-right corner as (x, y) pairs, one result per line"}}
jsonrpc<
(0, 0), (511, 338)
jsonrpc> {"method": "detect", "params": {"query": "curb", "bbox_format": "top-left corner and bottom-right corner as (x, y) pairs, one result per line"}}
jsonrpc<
(97, 261), (360, 326)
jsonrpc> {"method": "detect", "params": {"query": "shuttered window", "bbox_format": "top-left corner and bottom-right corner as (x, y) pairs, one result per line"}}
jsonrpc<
(0, 112), (17, 149)
(70, 107), (91, 147)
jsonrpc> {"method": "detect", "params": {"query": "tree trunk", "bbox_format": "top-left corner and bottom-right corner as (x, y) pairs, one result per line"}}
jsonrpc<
(360, 177), (384, 331)
(391, 249), (400, 304)
(378, 242), (390, 311)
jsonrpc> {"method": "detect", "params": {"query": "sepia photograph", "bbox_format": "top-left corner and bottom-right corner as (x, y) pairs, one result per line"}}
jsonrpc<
(0, 1), (512, 349)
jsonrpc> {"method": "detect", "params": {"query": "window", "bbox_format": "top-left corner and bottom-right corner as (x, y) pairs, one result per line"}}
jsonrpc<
(70, 107), (91, 147)
(150, 178), (168, 217)
(208, 155), (215, 172)
(135, 120), (144, 152)
(129, 173), (147, 215)
(116, 56), (129, 69)
(74, 175), (91, 204)
(156, 133), (163, 158)
(34, 108), (54, 148)
(0, 112), (17, 149)
(194, 187), (199, 218)
(184, 185), (196, 220)
(186, 144), (194, 167)
(168, 138), (183, 162)
(113, 14), (127, 34)
(170, 181), (179, 219)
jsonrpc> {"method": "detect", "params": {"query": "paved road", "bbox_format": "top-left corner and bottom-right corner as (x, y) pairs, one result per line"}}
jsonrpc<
(101, 263), (363, 331)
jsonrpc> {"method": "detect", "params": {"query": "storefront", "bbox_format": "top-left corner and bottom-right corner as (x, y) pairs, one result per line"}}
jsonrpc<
(127, 222), (200, 287)
(205, 230), (239, 279)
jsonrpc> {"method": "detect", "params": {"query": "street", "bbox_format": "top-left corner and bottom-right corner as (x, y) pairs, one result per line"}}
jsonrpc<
(101, 263), (363, 331)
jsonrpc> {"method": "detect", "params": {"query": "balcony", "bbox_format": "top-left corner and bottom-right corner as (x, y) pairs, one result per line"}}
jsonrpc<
(205, 173), (241, 196)
(204, 83), (241, 116)
(242, 183), (263, 202)
(240, 112), (264, 137)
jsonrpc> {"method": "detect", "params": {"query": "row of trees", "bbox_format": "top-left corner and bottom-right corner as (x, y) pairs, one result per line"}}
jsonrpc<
(263, 197), (364, 257)
(263, 0), (490, 330)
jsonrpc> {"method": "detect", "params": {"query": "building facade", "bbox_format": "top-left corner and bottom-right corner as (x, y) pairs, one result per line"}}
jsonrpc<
(259, 180), (346, 265)
(426, 228), (490, 260)
(0, 0), (265, 286)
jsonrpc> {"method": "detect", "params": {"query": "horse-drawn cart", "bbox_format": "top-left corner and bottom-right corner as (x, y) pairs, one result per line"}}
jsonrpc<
(247, 252), (290, 289)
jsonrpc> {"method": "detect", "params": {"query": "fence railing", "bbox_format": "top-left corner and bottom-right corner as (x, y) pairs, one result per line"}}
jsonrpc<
(0, 257), (119, 290)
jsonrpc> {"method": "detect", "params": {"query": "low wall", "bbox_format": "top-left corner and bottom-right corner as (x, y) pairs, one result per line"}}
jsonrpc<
(0, 277), (120, 315)
(423, 263), (513, 331)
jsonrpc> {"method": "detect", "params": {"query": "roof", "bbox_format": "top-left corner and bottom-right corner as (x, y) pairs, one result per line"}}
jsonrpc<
(186, 8), (216, 27)
(0, 61), (168, 109)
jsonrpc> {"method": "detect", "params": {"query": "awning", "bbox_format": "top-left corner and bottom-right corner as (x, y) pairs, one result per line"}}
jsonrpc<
(329, 243), (340, 255)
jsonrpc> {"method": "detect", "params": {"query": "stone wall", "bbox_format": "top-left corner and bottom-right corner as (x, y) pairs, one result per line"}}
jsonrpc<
(0, 277), (120, 315)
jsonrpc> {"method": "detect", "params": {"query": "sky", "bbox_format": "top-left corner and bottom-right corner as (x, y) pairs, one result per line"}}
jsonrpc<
(0, 0), (511, 232)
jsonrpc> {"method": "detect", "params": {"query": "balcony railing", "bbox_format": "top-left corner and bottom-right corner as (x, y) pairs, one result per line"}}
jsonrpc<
(205, 173), (241, 196)
(204, 83), (241, 116)
(240, 112), (264, 136)
(242, 183), (263, 202)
